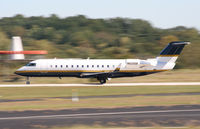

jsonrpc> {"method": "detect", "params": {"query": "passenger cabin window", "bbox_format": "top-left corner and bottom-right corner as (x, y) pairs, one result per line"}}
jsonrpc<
(107, 65), (109, 68)
(82, 65), (84, 68)
(61, 65), (63, 68)
(102, 65), (104, 68)
(66, 65), (68, 68)
(26, 63), (36, 67)
(92, 65), (94, 68)
(71, 65), (73, 68)
(87, 65), (89, 68)
(77, 65), (79, 68)
(97, 65), (99, 68)
(55, 65), (57, 68)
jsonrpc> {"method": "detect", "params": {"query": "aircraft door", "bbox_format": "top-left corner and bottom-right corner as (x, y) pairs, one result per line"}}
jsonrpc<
(39, 61), (47, 71)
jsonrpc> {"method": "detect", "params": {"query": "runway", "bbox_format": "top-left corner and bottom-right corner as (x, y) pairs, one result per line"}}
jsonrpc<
(0, 105), (200, 129)
(1, 82), (200, 87)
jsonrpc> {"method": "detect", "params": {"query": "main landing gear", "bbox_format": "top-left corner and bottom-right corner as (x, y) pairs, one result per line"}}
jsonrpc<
(26, 77), (30, 84)
(97, 77), (107, 84)
(99, 79), (106, 84)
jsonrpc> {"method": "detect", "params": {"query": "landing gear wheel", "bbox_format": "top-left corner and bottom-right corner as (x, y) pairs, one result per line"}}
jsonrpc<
(26, 81), (30, 85)
(99, 79), (106, 84)
(26, 77), (30, 85)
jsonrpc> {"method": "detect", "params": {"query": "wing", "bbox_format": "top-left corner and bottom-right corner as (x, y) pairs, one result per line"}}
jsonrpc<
(80, 63), (121, 78)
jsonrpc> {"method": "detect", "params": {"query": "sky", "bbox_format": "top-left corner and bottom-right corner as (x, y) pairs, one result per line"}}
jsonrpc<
(1, 0), (200, 30)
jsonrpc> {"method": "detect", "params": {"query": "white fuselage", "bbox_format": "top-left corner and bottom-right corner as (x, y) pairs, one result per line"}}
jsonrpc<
(15, 56), (177, 78)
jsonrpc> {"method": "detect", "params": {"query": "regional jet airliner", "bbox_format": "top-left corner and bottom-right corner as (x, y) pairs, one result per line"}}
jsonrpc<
(15, 41), (190, 84)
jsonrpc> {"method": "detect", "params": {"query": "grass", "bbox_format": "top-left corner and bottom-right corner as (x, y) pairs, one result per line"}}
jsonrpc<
(1, 95), (200, 111)
(1, 85), (200, 99)
(0, 95), (200, 111)
(0, 84), (200, 111)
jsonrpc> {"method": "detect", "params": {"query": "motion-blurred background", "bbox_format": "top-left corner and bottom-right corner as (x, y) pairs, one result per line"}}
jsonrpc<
(0, 0), (200, 83)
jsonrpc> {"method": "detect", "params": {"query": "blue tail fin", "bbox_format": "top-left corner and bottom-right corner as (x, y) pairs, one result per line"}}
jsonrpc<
(160, 41), (190, 56)
(156, 41), (190, 70)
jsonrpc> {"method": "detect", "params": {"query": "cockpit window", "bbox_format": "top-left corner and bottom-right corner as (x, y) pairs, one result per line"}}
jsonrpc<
(26, 63), (36, 66)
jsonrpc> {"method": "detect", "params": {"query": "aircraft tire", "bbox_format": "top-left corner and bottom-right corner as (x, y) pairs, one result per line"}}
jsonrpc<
(26, 81), (30, 85)
(100, 79), (106, 84)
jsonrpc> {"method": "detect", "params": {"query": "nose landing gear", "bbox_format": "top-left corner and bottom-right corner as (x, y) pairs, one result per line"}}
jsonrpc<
(26, 77), (30, 84)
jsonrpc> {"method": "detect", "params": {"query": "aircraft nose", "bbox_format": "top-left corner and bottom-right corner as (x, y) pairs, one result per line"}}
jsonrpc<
(15, 69), (20, 75)
(15, 67), (24, 75)
(15, 70), (19, 74)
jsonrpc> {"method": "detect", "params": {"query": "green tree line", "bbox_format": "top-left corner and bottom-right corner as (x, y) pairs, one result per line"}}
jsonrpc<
(0, 14), (200, 68)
